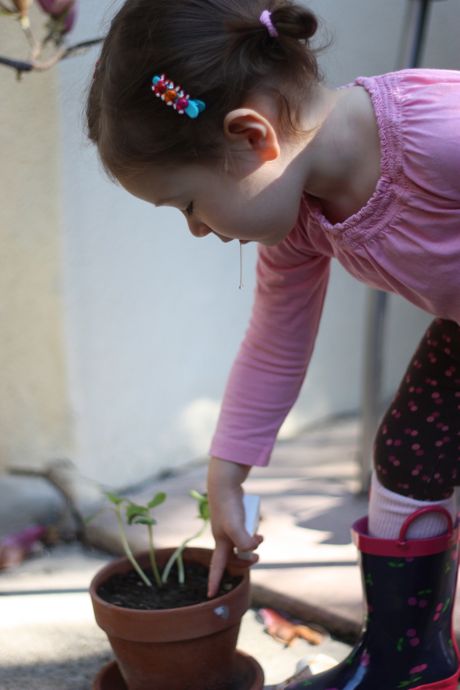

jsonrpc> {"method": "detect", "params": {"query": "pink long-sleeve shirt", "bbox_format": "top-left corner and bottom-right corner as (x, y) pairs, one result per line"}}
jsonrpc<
(210, 69), (460, 468)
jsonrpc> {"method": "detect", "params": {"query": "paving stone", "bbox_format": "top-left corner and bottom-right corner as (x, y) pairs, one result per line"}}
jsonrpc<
(0, 544), (350, 689)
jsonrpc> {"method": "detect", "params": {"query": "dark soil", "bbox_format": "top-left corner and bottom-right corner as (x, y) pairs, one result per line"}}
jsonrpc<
(97, 562), (242, 610)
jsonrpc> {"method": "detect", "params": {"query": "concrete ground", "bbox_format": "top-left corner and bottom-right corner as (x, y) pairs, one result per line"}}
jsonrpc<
(1, 416), (459, 689)
(0, 541), (350, 689)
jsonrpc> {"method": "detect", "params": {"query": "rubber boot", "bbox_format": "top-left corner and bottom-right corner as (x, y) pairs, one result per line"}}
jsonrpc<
(280, 506), (460, 690)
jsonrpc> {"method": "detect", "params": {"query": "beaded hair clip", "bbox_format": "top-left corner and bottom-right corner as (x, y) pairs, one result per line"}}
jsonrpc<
(151, 74), (206, 119)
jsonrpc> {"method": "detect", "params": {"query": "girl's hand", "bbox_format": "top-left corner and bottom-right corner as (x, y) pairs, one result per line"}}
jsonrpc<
(207, 456), (263, 598)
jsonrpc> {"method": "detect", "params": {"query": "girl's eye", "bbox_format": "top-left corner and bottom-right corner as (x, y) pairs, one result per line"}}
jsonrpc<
(185, 202), (194, 216)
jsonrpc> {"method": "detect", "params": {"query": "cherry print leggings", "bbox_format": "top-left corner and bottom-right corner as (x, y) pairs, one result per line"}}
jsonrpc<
(374, 318), (460, 501)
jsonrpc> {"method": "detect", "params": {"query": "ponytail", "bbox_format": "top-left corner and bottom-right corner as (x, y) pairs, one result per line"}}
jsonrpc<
(227, 3), (317, 41)
(225, 2), (320, 75)
(270, 5), (318, 40)
(222, 2), (322, 126)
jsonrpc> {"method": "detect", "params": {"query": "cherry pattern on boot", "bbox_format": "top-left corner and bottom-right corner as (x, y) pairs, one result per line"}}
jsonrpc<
(278, 511), (460, 690)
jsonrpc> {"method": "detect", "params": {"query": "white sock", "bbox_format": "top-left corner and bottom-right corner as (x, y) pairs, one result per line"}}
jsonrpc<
(368, 472), (457, 539)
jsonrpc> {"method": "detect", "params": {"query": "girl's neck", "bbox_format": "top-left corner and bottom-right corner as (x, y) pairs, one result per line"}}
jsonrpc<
(299, 83), (381, 224)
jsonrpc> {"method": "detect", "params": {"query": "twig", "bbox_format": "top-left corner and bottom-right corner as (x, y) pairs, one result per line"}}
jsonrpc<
(0, 54), (33, 71)
(0, 36), (104, 76)
(61, 37), (105, 60)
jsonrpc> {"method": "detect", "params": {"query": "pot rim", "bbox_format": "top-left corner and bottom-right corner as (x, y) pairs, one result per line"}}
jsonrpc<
(89, 547), (251, 641)
(89, 546), (249, 614)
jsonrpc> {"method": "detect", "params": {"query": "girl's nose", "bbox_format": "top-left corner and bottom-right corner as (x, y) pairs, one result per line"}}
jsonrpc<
(187, 218), (212, 238)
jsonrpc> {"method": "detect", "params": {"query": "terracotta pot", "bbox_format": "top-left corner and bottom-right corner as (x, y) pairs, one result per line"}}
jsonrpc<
(90, 547), (257, 690)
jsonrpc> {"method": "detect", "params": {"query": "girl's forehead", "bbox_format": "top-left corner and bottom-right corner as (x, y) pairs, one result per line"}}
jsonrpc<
(118, 164), (200, 204)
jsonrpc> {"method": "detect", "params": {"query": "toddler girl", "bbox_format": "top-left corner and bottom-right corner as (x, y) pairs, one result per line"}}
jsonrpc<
(87, 2), (460, 688)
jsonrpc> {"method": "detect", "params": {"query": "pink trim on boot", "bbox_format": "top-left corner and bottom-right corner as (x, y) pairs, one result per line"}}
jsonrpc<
(353, 507), (457, 558)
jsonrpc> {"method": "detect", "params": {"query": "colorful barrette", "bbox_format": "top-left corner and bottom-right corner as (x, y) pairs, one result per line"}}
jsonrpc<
(151, 74), (206, 119)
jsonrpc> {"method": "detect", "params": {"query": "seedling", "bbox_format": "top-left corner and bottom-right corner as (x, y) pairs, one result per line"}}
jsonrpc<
(124, 492), (166, 588)
(161, 489), (210, 585)
(101, 489), (210, 588)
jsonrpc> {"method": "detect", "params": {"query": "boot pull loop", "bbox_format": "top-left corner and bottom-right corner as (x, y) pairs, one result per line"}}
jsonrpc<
(398, 506), (454, 545)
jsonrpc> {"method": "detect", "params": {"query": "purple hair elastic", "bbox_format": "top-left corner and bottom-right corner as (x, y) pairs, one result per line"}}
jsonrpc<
(259, 9), (279, 38)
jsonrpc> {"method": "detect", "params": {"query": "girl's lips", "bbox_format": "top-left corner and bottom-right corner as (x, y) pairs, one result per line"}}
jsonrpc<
(213, 233), (232, 243)
(213, 233), (250, 244)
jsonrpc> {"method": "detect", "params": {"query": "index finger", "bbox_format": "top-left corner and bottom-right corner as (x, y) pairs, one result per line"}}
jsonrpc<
(207, 538), (232, 598)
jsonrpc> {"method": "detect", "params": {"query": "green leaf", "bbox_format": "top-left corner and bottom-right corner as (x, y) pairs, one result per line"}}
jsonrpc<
(147, 492), (166, 509)
(125, 503), (149, 524)
(199, 502), (210, 521)
(105, 491), (125, 506)
(129, 516), (157, 526)
(190, 490), (210, 521)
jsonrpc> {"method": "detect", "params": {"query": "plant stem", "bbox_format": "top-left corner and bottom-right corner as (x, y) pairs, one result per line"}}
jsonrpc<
(147, 524), (162, 588)
(161, 522), (208, 585)
(115, 509), (152, 588)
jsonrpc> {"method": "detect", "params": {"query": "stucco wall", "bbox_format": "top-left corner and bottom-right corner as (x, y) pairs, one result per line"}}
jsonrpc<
(0, 8), (73, 472)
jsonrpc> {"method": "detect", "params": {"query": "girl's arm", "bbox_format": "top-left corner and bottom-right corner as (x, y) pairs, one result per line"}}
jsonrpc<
(208, 225), (331, 593)
(211, 230), (331, 468)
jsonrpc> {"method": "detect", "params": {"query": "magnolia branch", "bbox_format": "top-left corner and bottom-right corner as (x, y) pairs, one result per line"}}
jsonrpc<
(0, 36), (103, 75)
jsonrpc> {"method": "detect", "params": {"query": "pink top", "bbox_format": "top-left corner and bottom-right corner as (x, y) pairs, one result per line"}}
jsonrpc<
(210, 69), (460, 468)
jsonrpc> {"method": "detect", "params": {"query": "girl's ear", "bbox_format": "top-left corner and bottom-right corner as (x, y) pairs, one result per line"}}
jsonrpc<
(223, 108), (280, 162)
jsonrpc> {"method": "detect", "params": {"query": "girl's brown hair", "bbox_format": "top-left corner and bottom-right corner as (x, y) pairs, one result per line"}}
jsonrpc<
(87, 0), (322, 177)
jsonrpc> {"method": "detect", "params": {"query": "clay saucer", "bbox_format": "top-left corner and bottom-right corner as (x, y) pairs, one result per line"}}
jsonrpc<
(93, 650), (264, 690)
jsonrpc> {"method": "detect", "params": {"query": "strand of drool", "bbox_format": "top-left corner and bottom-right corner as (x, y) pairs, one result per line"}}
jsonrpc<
(239, 241), (244, 290)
